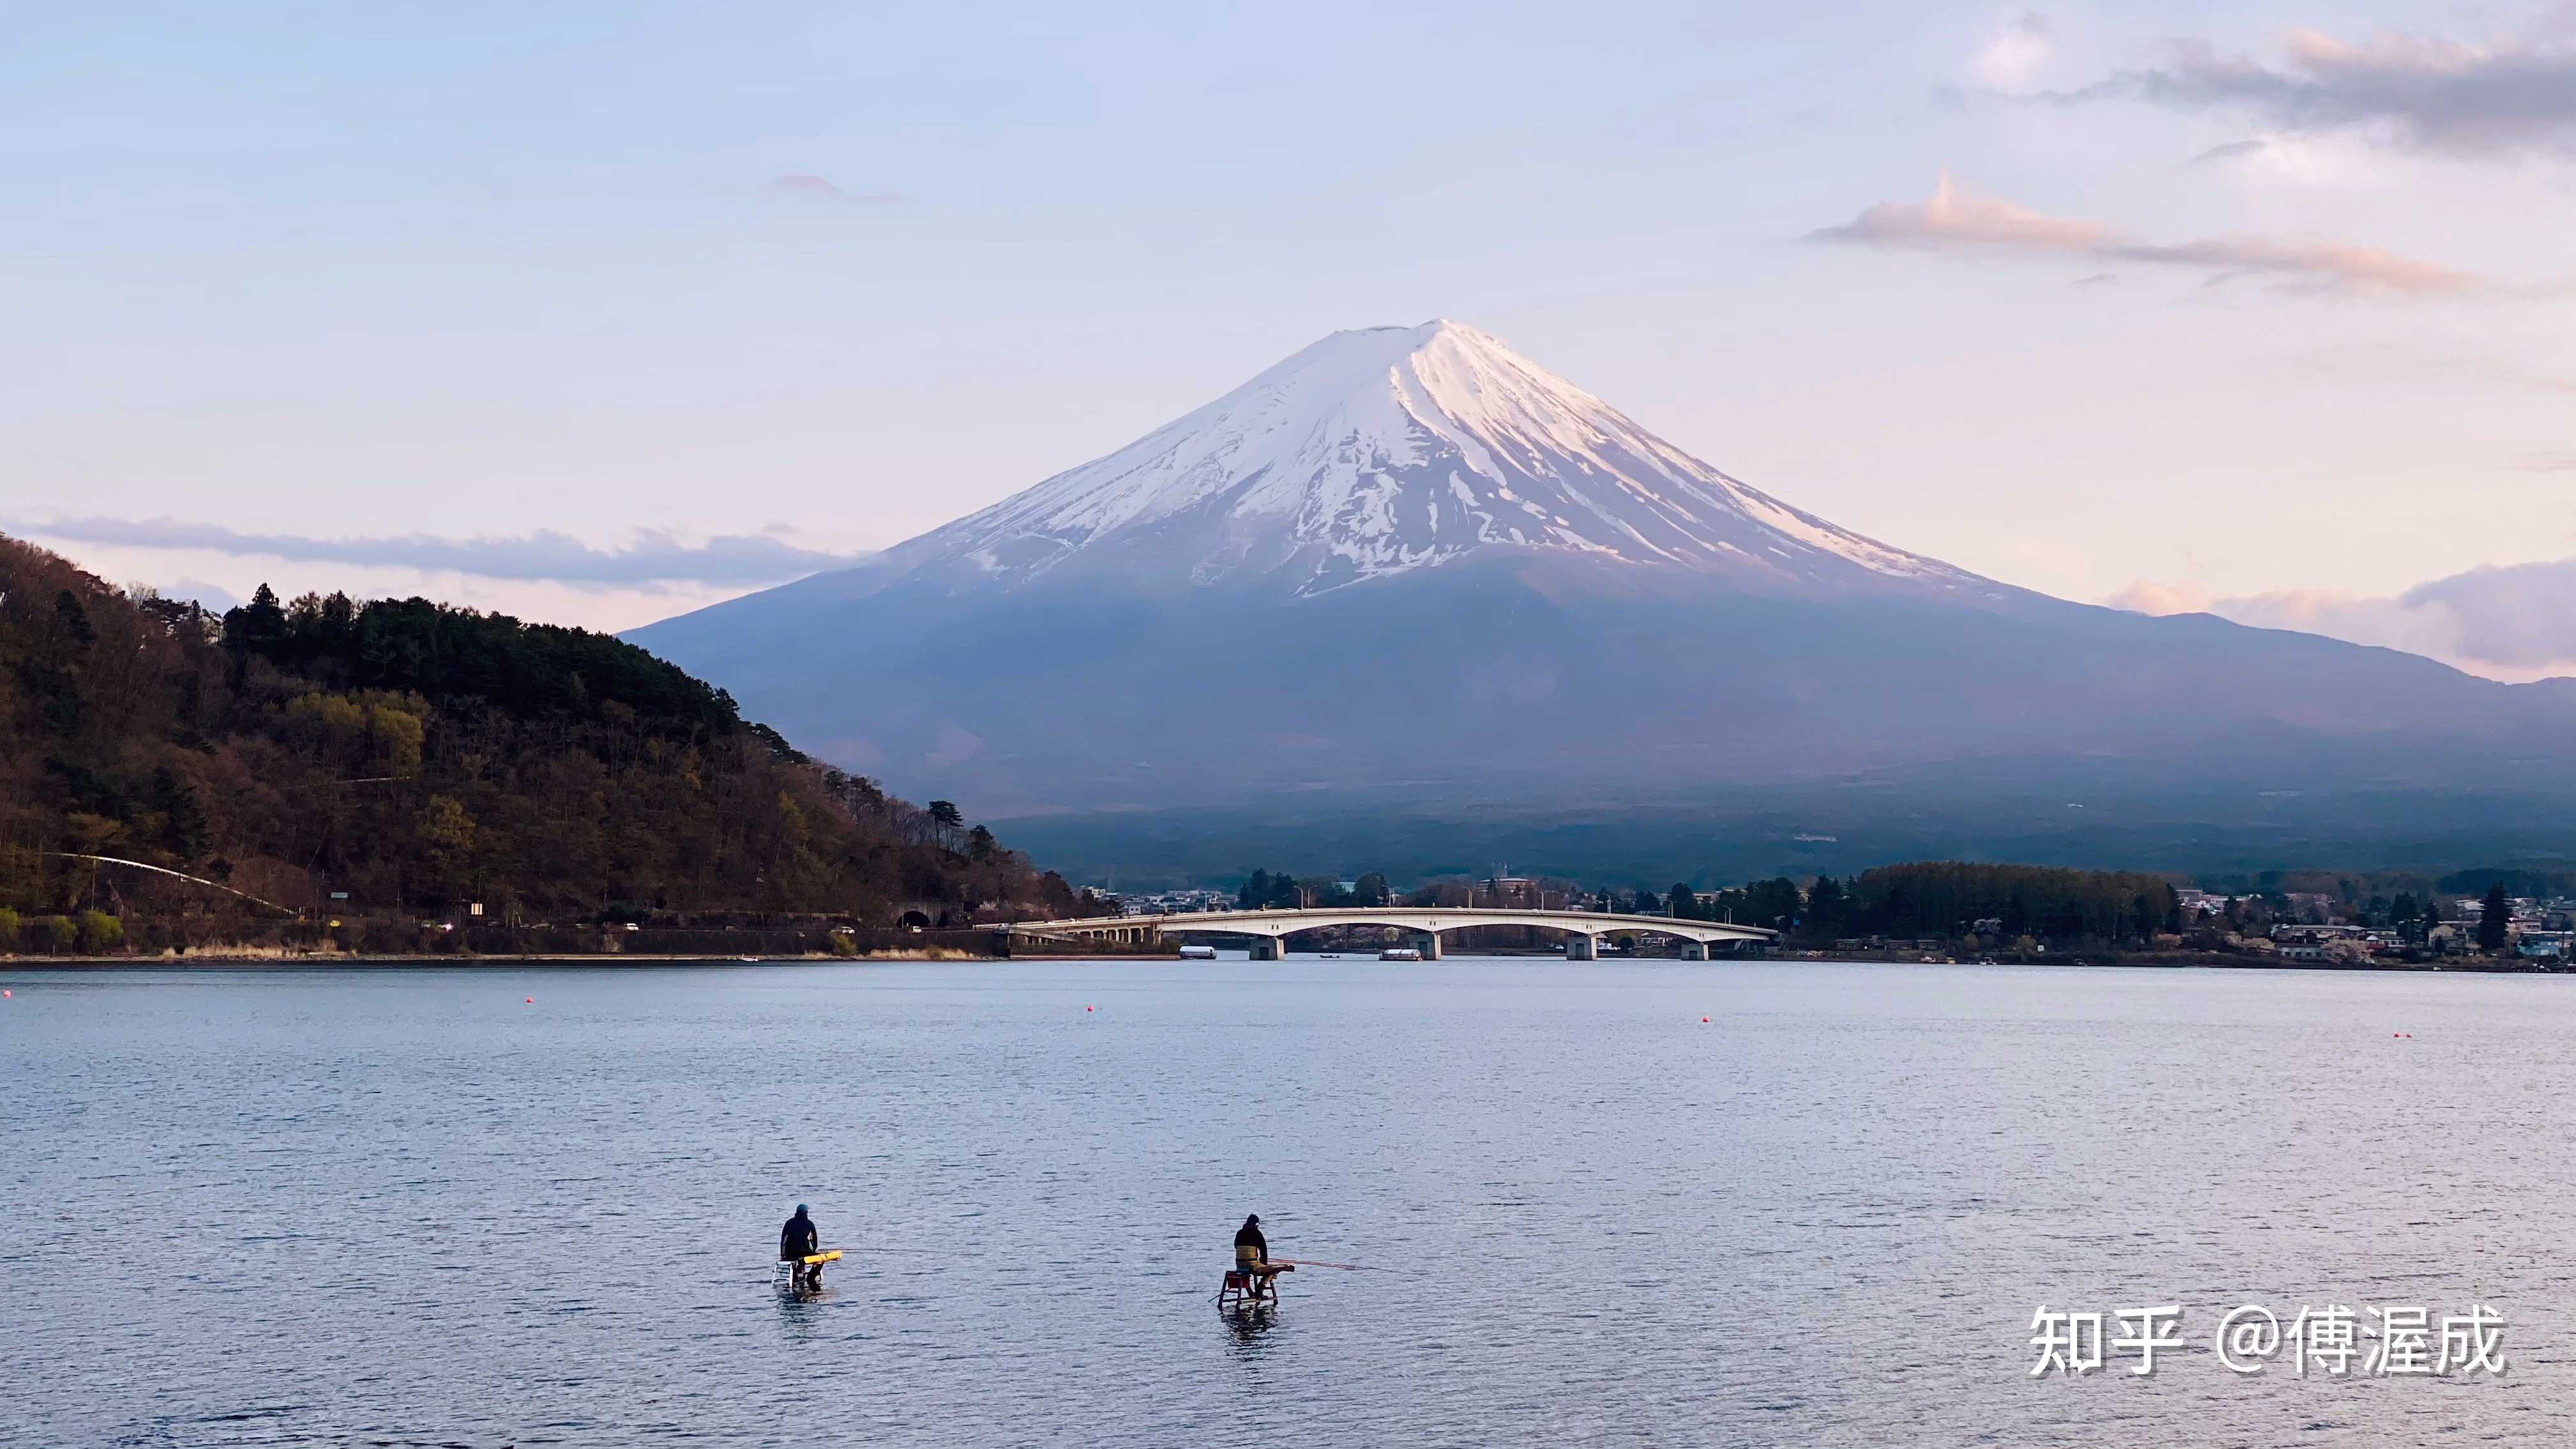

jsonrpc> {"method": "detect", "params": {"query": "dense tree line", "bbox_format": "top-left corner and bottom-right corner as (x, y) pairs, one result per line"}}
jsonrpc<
(1237, 868), (1390, 910)
(2442, 867), (2576, 900)
(1656, 878), (1802, 928)
(1803, 861), (2176, 946)
(0, 537), (1090, 940)
(1591, 864), (2174, 946)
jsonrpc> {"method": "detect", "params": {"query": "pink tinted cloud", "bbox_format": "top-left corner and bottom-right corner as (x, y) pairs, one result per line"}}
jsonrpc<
(1809, 171), (2483, 296)
(1810, 171), (2109, 250)
(769, 174), (904, 204)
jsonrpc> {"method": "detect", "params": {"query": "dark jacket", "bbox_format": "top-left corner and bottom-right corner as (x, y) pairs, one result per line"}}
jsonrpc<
(781, 1212), (818, 1260)
(1233, 1220), (1266, 1257)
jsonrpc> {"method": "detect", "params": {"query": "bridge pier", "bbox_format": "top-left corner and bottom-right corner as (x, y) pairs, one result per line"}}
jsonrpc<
(1564, 933), (1597, 961)
(1248, 937), (1282, 962)
(1410, 932), (1442, 961)
(1681, 941), (1710, 962)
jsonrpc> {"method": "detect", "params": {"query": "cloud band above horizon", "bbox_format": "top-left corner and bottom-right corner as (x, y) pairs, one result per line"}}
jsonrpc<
(6, 516), (866, 587)
(2115, 556), (2576, 680)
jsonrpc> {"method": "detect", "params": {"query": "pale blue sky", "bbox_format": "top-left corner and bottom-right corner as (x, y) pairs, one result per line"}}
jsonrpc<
(8, 1), (2576, 671)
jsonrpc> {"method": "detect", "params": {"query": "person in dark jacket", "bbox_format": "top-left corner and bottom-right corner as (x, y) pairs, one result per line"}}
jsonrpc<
(781, 1204), (822, 1291)
(1232, 1214), (1289, 1293)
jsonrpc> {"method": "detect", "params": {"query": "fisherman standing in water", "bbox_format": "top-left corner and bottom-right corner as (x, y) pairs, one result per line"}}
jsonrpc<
(781, 1204), (822, 1291)
(1233, 1213), (1291, 1295)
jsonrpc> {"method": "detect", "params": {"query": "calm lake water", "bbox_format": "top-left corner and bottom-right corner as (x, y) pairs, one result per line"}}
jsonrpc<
(4, 958), (2572, 1447)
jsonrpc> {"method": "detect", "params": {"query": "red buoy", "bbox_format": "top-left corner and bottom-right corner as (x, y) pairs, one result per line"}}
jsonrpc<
(525, 997), (533, 1004)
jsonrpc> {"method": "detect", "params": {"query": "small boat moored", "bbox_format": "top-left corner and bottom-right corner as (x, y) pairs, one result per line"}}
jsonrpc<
(1177, 944), (1218, 960)
(1379, 947), (1423, 962)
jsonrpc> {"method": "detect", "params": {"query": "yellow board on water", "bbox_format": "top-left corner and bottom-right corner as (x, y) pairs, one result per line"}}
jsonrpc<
(801, 1250), (841, 1266)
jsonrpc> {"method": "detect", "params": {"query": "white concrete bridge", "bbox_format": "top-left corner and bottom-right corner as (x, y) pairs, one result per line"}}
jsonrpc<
(1002, 907), (1775, 960)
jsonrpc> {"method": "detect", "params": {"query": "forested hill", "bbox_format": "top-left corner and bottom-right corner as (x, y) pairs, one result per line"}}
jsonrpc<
(0, 536), (1091, 931)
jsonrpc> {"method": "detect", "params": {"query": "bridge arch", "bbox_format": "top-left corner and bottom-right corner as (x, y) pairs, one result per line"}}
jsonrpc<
(1000, 906), (1774, 960)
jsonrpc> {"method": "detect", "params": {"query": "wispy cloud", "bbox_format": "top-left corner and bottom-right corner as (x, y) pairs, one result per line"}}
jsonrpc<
(2060, 27), (2576, 155)
(2115, 557), (2576, 678)
(2185, 137), (2271, 165)
(8, 517), (866, 586)
(1808, 171), (2485, 296)
(1977, 12), (2055, 88)
(770, 174), (904, 205)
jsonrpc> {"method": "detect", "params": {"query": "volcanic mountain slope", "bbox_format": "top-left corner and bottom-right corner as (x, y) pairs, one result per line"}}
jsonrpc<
(631, 321), (2576, 862)
(844, 320), (2001, 601)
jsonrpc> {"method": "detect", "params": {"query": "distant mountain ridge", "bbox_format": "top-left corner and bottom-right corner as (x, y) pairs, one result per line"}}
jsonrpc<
(630, 321), (2576, 877)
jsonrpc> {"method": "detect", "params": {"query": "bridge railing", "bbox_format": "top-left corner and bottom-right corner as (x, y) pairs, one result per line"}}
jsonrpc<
(1002, 906), (1774, 940)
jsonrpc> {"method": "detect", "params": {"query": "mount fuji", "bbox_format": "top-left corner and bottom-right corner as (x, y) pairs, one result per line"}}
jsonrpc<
(833, 320), (1991, 601)
(631, 321), (2576, 879)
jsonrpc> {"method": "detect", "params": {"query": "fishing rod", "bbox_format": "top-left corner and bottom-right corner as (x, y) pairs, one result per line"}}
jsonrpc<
(1268, 1257), (1401, 1273)
(755, 1245), (977, 1274)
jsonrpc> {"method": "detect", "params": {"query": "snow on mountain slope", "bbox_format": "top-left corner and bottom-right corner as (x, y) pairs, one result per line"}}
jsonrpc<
(624, 318), (2576, 841)
(876, 320), (2000, 599)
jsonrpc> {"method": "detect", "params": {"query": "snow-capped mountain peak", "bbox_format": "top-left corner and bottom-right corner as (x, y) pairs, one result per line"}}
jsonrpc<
(880, 319), (1990, 598)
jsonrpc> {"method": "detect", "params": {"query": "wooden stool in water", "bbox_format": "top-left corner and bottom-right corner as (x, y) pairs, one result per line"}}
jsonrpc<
(1217, 1262), (1289, 1308)
(776, 1249), (841, 1293)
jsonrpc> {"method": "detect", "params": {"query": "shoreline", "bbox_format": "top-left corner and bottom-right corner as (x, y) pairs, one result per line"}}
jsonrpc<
(0, 951), (2547, 974)
(0, 950), (997, 967)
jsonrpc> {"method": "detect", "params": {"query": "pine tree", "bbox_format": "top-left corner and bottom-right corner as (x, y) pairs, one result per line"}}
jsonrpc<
(2478, 882), (2512, 951)
(224, 583), (288, 652)
(1807, 875), (1844, 941)
(53, 590), (95, 647)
